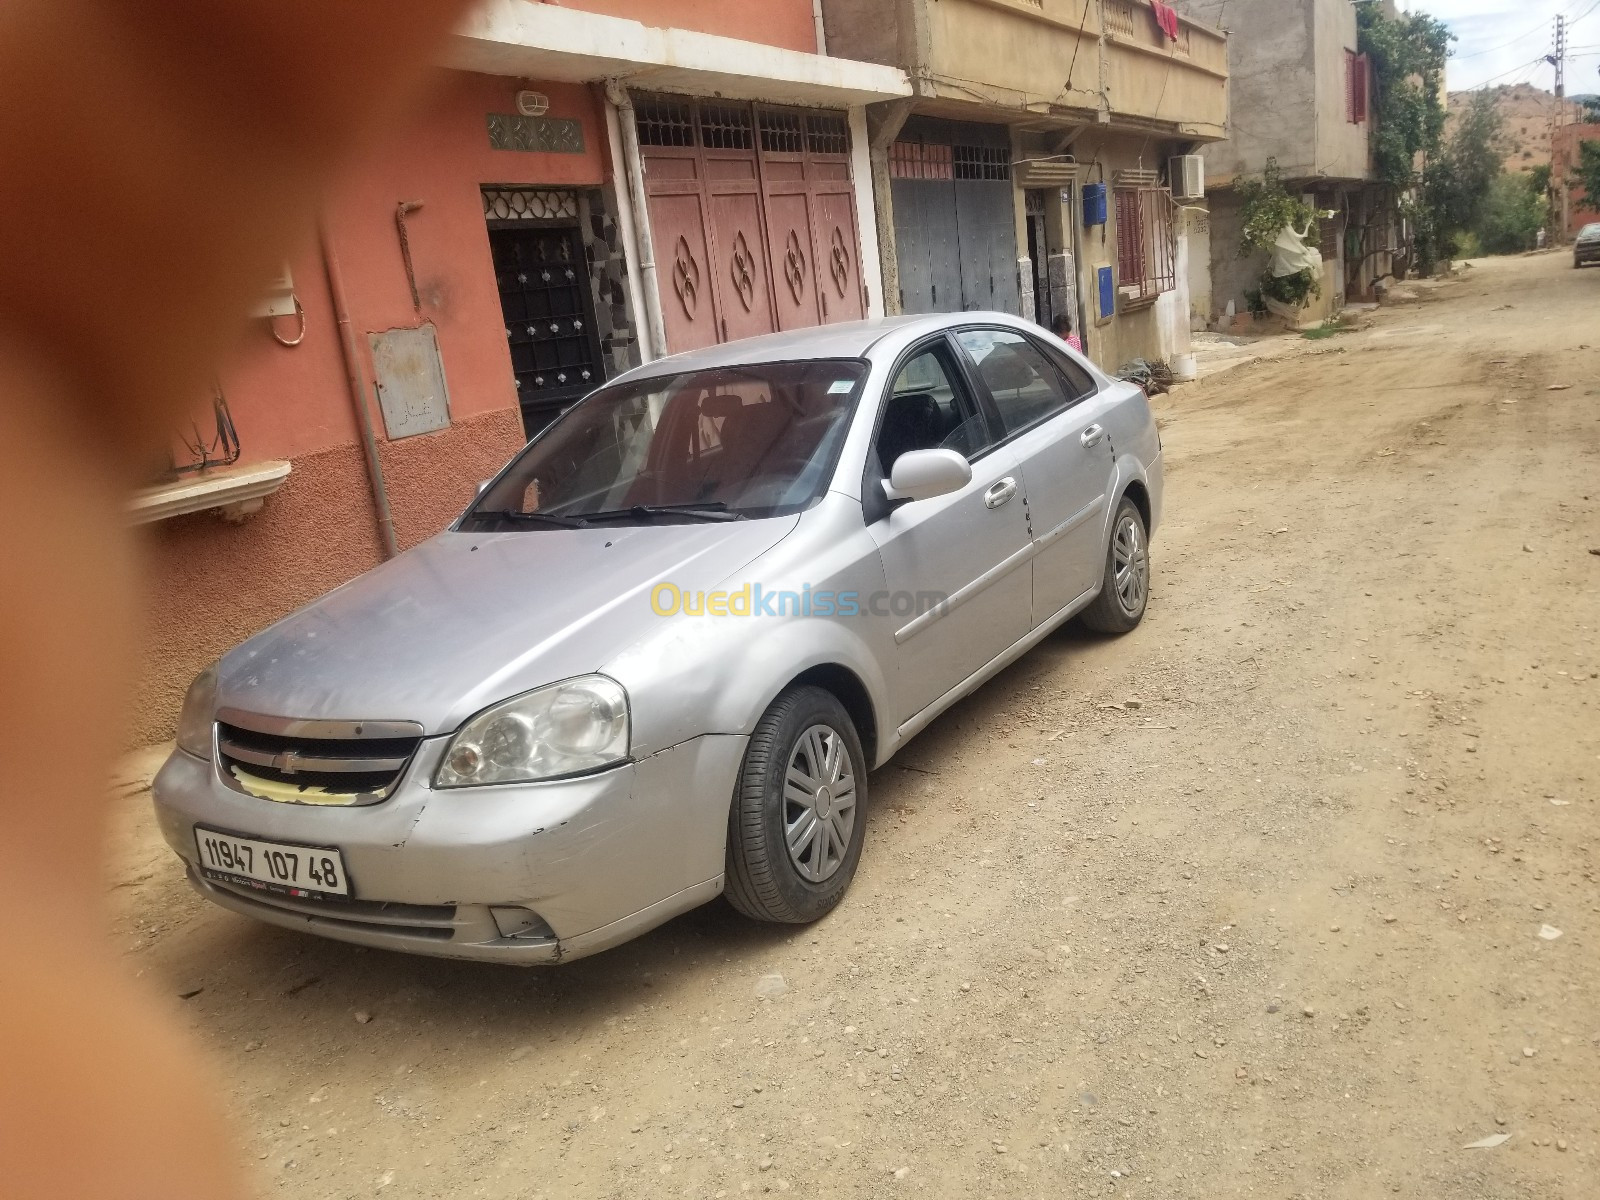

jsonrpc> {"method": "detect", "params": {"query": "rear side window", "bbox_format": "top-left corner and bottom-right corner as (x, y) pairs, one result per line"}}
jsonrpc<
(1047, 343), (1098, 401)
(955, 328), (1076, 435)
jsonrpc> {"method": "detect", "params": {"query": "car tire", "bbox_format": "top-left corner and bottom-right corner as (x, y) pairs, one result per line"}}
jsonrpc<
(725, 686), (867, 924)
(1079, 496), (1151, 635)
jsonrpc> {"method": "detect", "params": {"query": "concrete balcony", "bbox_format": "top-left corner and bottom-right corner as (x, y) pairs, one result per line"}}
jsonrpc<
(823, 0), (1226, 138)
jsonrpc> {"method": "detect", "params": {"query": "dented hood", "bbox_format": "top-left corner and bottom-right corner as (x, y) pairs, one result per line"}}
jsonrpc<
(217, 518), (797, 735)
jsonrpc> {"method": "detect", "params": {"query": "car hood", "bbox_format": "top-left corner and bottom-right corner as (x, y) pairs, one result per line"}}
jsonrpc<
(217, 518), (798, 735)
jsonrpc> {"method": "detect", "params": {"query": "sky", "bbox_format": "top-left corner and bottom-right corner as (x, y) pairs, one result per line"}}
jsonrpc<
(1408, 0), (1600, 93)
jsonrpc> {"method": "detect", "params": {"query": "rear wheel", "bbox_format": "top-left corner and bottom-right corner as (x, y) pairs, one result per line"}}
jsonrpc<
(1079, 497), (1151, 634)
(725, 686), (867, 923)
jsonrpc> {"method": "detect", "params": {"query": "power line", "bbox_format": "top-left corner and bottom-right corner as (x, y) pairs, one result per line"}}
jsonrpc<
(1455, 0), (1600, 64)
(1455, 20), (1553, 60)
(1464, 51), (1553, 90)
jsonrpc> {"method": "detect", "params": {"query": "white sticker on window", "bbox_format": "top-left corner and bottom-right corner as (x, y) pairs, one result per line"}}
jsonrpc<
(827, 379), (855, 394)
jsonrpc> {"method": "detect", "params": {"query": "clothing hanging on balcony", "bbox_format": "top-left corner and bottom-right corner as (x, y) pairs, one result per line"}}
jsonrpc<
(1150, 1), (1180, 41)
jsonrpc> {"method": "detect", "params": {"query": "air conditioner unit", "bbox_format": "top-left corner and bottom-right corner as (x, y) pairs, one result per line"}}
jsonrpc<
(1170, 154), (1206, 202)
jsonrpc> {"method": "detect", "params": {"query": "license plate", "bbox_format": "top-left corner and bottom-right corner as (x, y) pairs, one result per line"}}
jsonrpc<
(193, 828), (351, 898)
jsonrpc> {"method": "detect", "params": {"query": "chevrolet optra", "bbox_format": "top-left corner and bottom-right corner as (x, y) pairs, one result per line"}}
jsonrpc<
(153, 313), (1162, 962)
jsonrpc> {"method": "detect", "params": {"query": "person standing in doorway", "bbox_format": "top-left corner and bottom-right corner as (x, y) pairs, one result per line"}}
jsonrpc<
(1051, 312), (1084, 357)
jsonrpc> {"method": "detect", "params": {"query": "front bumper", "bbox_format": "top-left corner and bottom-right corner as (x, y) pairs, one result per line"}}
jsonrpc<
(152, 732), (747, 963)
(1575, 243), (1600, 264)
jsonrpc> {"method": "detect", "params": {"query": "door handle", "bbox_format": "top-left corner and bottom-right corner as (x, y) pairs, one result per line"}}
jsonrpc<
(985, 478), (1018, 510)
(1081, 424), (1106, 448)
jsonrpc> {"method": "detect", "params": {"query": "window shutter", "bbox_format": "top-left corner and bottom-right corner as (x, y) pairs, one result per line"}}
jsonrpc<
(1115, 189), (1137, 289)
(1347, 51), (1368, 124)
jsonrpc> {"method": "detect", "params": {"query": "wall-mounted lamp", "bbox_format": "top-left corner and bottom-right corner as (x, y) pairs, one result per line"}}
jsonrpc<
(516, 90), (550, 118)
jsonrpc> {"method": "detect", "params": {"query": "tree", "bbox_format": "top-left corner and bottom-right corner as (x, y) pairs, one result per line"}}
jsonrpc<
(1357, 8), (1453, 272)
(1422, 90), (1506, 262)
(1234, 158), (1320, 308)
(1473, 171), (1547, 255)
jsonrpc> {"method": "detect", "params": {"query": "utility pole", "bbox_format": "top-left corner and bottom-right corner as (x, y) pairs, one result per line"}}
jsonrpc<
(1548, 15), (1569, 240)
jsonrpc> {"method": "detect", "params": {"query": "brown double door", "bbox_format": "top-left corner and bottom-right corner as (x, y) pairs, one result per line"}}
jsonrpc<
(635, 96), (866, 355)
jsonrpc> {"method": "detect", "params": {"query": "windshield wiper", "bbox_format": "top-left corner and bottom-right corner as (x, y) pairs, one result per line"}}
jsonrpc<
(580, 503), (743, 523)
(473, 509), (588, 529)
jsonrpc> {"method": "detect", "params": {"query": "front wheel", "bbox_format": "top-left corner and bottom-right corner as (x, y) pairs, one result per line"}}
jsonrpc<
(725, 686), (867, 923)
(1079, 497), (1151, 634)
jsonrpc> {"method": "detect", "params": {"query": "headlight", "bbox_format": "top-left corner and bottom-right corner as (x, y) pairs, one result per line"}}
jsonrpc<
(176, 664), (219, 759)
(436, 676), (630, 788)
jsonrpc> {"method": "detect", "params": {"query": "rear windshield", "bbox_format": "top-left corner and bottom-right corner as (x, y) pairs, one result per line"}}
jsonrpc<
(463, 360), (867, 530)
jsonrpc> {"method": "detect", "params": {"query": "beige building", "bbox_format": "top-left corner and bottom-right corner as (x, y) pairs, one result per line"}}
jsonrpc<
(822, 0), (1229, 370)
(1175, 0), (1394, 324)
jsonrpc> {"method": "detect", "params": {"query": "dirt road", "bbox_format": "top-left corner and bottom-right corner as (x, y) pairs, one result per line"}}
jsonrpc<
(110, 250), (1600, 1199)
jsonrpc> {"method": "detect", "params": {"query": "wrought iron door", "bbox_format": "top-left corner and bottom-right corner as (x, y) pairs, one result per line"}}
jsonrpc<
(489, 223), (605, 437)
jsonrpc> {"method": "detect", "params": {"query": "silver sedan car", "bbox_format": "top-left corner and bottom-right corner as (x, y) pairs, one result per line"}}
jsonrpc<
(153, 313), (1162, 963)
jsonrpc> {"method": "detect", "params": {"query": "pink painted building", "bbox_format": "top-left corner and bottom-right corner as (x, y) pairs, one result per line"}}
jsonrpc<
(1553, 121), (1600, 239)
(132, 0), (909, 743)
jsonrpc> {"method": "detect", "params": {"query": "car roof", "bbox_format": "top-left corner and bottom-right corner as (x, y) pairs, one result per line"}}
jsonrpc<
(607, 312), (1042, 385)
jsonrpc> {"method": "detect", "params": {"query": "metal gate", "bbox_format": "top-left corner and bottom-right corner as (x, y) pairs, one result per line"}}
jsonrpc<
(636, 96), (866, 355)
(889, 117), (1020, 315)
(486, 191), (606, 437)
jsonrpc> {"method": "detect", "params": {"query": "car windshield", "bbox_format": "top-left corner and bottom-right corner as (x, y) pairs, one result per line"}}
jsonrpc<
(1583, 224), (1600, 238)
(463, 360), (867, 529)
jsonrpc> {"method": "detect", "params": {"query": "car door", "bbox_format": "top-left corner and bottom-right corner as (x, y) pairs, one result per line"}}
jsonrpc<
(953, 327), (1118, 627)
(865, 336), (1034, 724)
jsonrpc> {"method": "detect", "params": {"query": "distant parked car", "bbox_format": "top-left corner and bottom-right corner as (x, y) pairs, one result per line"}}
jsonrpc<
(1575, 223), (1600, 268)
(153, 314), (1163, 964)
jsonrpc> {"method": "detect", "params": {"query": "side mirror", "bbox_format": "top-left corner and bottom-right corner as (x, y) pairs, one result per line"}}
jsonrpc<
(883, 448), (972, 503)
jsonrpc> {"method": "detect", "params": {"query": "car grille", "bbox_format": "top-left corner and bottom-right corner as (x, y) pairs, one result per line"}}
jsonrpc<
(201, 874), (457, 940)
(215, 711), (425, 806)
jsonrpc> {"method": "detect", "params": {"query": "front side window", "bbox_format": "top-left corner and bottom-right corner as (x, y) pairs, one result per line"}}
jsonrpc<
(956, 329), (1074, 436)
(464, 360), (865, 529)
(876, 343), (990, 470)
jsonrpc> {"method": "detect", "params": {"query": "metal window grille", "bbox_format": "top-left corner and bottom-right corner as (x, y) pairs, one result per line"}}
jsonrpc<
(1104, 0), (1137, 39)
(806, 112), (850, 156)
(758, 108), (807, 154)
(699, 103), (753, 150)
(634, 96), (849, 159)
(889, 140), (953, 180)
(1114, 187), (1175, 304)
(953, 144), (1011, 181)
(482, 188), (579, 223)
(1319, 213), (1341, 261)
(635, 98), (696, 147)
